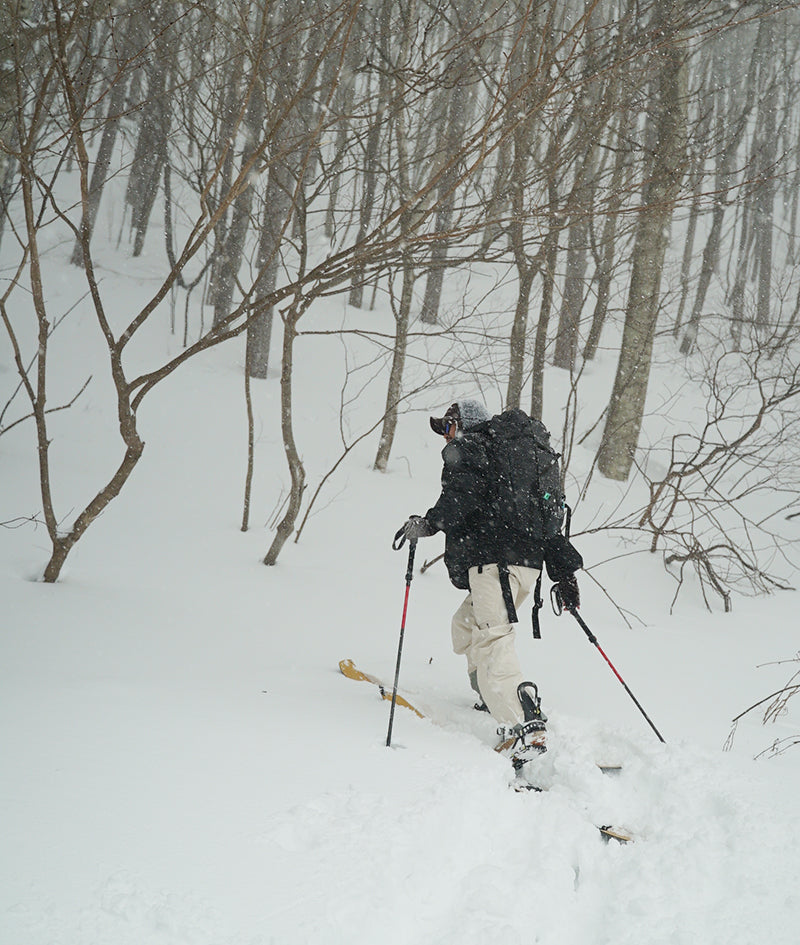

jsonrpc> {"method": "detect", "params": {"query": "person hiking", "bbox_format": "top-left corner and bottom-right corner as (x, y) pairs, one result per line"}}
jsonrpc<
(397, 399), (582, 764)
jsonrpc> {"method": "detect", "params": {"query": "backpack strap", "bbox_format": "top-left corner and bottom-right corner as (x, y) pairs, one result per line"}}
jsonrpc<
(531, 573), (543, 640)
(497, 562), (518, 624)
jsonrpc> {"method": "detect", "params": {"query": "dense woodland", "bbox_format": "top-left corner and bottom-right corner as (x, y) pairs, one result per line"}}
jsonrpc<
(2, 0), (800, 607)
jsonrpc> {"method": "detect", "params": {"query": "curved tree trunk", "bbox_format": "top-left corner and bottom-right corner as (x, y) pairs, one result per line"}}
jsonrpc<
(43, 438), (145, 583)
(263, 310), (305, 566)
(16, 29), (148, 583)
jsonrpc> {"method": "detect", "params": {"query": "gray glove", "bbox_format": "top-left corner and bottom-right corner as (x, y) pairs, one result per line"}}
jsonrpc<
(398, 515), (436, 542)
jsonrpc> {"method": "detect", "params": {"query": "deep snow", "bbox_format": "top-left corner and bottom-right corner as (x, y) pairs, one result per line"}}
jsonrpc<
(2, 252), (800, 944)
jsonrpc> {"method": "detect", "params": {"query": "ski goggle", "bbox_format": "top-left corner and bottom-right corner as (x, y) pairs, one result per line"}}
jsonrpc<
(443, 420), (456, 436)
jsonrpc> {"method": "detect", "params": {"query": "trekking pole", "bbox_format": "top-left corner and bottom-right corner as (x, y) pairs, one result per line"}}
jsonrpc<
(387, 530), (417, 748)
(552, 589), (665, 744)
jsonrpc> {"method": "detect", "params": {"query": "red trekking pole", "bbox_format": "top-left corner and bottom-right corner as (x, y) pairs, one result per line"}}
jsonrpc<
(387, 530), (417, 747)
(552, 585), (666, 744)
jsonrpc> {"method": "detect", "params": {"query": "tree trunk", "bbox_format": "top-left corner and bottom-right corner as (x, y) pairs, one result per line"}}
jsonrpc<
(43, 439), (145, 582)
(126, 50), (171, 258)
(212, 87), (265, 326)
(596, 3), (688, 481)
(70, 63), (130, 266)
(15, 27), (148, 583)
(208, 53), (246, 324)
(529, 121), (562, 419)
(681, 18), (767, 351)
(552, 206), (590, 372)
(504, 7), (543, 410)
(506, 265), (536, 410)
(373, 1), (417, 467)
(374, 247), (414, 471)
(247, 163), (291, 379)
(552, 21), (603, 373)
(728, 201), (755, 348)
(481, 135), (511, 252)
(241, 331), (255, 532)
(419, 67), (473, 325)
(348, 2), (390, 309)
(673, 162), (702, 343)
(754, 35), (777, 330)
(0, 4), (17, 222)
(530, 209), (559, 420)
(584, 104), (634, 362)
(247, 3), (303, 378)
(263, 311), (305, 565)
(670, 57), (711, 340)
(679, 152), (729, 353)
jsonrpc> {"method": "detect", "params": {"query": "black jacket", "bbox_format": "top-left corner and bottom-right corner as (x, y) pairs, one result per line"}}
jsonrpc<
(425, 415), (548, 589)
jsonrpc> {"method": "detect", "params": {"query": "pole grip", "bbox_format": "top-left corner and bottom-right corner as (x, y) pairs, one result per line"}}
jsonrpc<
(405, 541), (417, 583)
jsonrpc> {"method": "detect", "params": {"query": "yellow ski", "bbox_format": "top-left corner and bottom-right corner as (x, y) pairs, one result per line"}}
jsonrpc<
(338, 659), (424, 719)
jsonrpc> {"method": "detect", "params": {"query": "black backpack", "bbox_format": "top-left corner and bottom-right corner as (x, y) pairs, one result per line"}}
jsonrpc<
(481, 408), (565, 546)
(478, 408), (581, 636)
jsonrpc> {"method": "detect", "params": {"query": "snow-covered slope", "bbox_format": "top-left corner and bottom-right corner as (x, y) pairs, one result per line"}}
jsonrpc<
(2, 266), (800, 944)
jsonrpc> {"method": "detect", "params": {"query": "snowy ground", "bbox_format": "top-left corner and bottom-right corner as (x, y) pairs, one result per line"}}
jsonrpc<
(3, 267), (800, 944)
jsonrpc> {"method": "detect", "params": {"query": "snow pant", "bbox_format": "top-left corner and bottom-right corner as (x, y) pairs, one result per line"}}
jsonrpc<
(450, 563), (539, 727)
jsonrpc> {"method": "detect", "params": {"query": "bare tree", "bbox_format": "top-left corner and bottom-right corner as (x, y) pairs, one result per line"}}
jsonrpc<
(583, 103), (637, 362)
(4, 0), (570, 579)
(6, 0), (800, 594)
(504, 0), (552, 411)
(551, 5), (607, 374)
(595, 325), (800, 611)
(417, 0), (481, 325)
(1, 0), (358, 580)
(679, 14), (779, 352)
(374, 0), (485, 468)
(346, 0), (392, 310)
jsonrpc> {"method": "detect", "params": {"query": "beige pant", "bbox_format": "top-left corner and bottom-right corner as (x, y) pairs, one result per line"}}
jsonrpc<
(451, 563), (539, 726)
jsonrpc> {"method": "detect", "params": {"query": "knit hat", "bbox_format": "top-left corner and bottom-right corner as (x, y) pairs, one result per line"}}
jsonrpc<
(429, 399), (490, 435)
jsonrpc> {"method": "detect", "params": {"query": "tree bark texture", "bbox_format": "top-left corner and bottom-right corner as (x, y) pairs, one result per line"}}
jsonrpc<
(596, 4), (689, 481)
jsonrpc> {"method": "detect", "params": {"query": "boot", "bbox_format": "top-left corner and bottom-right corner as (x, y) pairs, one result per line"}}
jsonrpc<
(494, 682), (548, 767)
